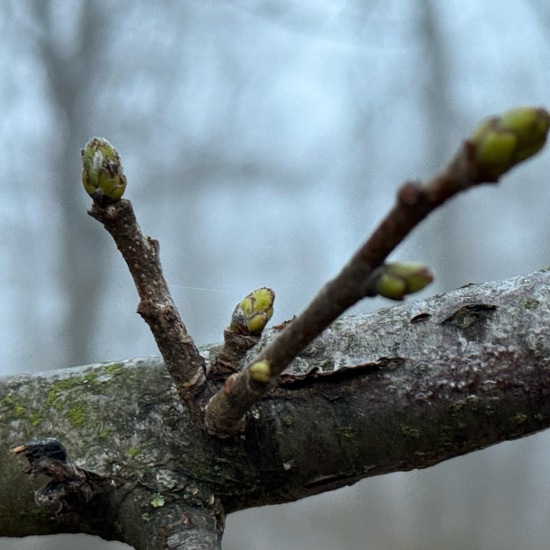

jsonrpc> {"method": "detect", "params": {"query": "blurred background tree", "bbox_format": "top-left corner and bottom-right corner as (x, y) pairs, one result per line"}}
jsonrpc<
(1, 1), (549, 549)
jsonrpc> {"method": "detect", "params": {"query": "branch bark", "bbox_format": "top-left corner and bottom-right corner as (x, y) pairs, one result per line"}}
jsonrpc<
(2, 269), (549, 547)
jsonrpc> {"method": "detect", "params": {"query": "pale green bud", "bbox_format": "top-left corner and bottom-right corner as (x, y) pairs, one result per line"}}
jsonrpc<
(249, 360), (271, 384)
(470, 107), (550, 179)
(376, 262), (433, 301)
(81, 137), (127, 204)
(230, 287), (275, 335)
(376, 273), (407, 301)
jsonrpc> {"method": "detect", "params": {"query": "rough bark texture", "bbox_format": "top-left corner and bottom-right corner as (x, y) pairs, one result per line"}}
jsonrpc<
(1, 269), (549, 547)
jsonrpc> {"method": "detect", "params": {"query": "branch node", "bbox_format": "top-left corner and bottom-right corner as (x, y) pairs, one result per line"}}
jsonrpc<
(397, 180), (425, 206)
(11, 438), (116, 520)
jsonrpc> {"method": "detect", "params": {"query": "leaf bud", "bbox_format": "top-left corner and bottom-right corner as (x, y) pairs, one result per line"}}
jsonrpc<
(376, 262), (433, 301)
(249, 360), (271, 384)
(470, 107), (550, 179)
(230, 287), (275, 335)
(81, 137), (127, 204)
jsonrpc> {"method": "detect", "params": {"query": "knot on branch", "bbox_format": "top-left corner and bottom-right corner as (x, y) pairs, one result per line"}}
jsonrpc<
(11, 438), (116, 521)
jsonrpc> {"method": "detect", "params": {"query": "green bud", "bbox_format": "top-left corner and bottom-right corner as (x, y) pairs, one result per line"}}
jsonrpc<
(249, 360), (271, 384)
(230, 287), (275, 335)
(500, 107), (550, 150)
(470, 107), (550, 179)
(473, 127), (517, 165)
(376, 273), (407, 301)
(81, 137), (127, 204)
(376, 262), (433, 301)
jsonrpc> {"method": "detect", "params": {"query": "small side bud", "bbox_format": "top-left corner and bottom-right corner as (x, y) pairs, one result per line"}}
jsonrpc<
(376, 262), (433, 301)
(81, 137), (127, 205)
(249, 360), (271, 384)
(230, 287), (275, 335)
(470, 107), (550, 179)
(376, 273), (407, 301)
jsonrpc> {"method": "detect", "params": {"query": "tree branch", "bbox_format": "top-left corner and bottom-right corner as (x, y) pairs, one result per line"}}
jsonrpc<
(119, 494), (224, 550)
(2, 270), (550, 547)
(81, 137), (207, 412)
(87, 199), (206, 410)
(78, 108), (549, 436)
(203, 107), (550, 436)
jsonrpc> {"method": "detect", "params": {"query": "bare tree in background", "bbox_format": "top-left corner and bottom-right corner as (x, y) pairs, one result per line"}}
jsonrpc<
(7, 1), (112, 367)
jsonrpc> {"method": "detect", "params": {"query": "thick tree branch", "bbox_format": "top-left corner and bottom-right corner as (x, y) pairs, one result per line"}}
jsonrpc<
(2, 270), (549, 546)
(119, 493), (224, 550)
(78, 108), (549, 436)
(9, 439), (224, 549)
(204, 107), (550, 436)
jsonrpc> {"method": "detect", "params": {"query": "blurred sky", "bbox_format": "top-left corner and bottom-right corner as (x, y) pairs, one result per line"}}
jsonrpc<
(1, 1), (550, 549)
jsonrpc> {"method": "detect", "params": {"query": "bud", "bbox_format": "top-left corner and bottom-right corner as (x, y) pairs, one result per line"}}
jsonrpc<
(81, 137), (127, 204)
(249, 360), (271, 384)
(230, 287), (275, 335)
(470, 107), (550, 179)
(376, 262), (433, 301)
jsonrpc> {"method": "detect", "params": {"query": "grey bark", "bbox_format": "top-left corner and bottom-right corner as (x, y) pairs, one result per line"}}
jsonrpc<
(1, 269), (549, 548)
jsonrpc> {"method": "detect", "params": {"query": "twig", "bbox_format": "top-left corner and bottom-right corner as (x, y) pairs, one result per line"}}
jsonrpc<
(203, 107), (550, 437)
(81, 137), (206, 411)
(88, 200), (206, 409)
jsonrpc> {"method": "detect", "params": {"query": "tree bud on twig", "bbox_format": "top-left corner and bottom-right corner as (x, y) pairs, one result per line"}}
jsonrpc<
(230, 287), (275, 335)
(249, 360), (271, 384)
(470, 107), (550, 179)
(376, 262), (433, 301)
(81, 137), (127, 205)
